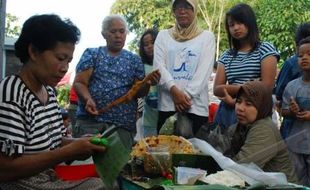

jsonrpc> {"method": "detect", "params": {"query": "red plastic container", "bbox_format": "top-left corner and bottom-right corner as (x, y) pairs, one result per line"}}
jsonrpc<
(54, 160), (98, 180)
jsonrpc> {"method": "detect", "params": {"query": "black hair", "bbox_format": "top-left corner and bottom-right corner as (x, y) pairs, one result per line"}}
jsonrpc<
(298, 36), (310, 48)
(295, 22), (310, 46)
(225, 3), (260, 56)
(15, 14), (81, 64)
(139, 29), (158, 65)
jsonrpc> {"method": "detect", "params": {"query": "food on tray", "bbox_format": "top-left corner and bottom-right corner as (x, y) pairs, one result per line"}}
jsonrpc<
(200, 170), (245, 187)
(130, 135), (194, 158)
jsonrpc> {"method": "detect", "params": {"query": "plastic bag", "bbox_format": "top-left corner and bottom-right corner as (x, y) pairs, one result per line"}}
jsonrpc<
(205, 124), (232, 153)
(174, 113), (194, 139)
(175, 167), (207, 185)
(214, 101), (237, 129)
(159, 114), (177, 135)
(189, 138), (288, 186)
(134, 117), (144, 141)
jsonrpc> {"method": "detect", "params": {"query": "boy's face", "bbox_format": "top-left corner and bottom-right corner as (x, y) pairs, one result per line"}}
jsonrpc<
(298, 43), (310, 71)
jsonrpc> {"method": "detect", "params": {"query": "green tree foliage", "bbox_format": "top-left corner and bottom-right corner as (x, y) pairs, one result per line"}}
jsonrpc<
(111, 0), (174, 51)
(5, 13), (21, 38)
(111, 0), (173, 33)
(56, 85), (70, 108)
(111, 0), (249, 58)
(255, 0), (310, 66)
(112, 0), (309, 66)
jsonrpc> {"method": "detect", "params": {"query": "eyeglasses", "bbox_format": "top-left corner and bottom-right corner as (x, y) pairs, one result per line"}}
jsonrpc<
(173, 2), (193, 11)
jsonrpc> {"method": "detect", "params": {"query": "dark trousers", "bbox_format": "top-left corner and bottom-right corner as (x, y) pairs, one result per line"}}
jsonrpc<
(157, 111), (208, 135)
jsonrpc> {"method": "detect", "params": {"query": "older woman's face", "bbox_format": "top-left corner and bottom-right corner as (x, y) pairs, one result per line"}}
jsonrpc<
(173, 0), (195, 28)
(235, 95), (258, 126)
(103, 19), (127, 54)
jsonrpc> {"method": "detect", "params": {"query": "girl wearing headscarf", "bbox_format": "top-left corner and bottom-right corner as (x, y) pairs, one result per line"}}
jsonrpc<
(224, 81), (299, 183)
(154, 0), (216, 136)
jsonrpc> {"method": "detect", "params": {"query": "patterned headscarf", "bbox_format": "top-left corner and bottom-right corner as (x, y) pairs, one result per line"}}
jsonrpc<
(169, 0), (203, 42)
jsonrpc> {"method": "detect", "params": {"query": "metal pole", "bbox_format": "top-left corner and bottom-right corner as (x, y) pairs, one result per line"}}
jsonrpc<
(0, 0), (6, 79)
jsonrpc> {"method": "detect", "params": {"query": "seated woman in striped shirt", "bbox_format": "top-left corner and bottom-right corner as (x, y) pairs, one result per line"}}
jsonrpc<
(213, 3), (279, 129)
(0, 14), (106, 189)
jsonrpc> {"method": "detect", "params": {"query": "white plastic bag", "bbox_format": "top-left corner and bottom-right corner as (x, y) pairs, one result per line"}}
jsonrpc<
(134, 117), (144, 141)
(189, 138), (288, 186)
(175, 167), (207, 185)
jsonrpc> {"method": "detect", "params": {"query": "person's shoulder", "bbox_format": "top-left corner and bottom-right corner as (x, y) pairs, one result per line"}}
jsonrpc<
(201, 30), (215, 38)
(286, 77), (302, 88)
(156, 29), (170, 39)
(219, 49), (233, 60)
(158, 29), (169, 35)
(259, 41), (277, 50)
(250, 118), (275, 133)
(0, 75), (21, 87)
(83, 46), (103, 53)
(283, 54), (298, 65)
(123, 49), (137, 56)
(0, 75), (24, 100)
(258, 41), (279, 58)
(122, 49), (141, 60)
(255, 118), (283, 140)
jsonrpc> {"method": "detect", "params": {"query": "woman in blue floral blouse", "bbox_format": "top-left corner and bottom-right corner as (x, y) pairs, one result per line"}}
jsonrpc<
(73, 15), (160, 146)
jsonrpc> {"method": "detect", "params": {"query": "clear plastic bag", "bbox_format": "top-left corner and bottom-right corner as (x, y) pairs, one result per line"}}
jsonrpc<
(205, 124), (232, 153)
(144, 145), (172, 174)
(175, 166), (207, 185)
(174, 113), (194, 139)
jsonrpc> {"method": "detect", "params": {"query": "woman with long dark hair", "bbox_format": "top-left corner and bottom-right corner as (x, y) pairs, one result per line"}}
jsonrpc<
(213, 3), (279, 128)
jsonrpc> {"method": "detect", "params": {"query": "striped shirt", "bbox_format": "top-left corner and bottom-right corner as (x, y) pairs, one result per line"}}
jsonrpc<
(0, 75), (65, 156)
(218, 42), (279, 85)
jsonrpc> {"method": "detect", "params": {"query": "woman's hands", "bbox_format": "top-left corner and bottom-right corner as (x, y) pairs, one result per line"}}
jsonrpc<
(62, 137), (106, 161)
(218, 88), (235, 107)
(85, 98), (99, 115)
(144, 69), (161, 86)
(170, 86), (192, 112)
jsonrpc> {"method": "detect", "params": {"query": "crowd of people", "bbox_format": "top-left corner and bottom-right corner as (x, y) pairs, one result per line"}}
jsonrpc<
(0, 0), (309, 189)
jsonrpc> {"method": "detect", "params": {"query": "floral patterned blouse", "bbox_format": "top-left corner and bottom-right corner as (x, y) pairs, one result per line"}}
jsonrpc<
(76, 46), (145, 130)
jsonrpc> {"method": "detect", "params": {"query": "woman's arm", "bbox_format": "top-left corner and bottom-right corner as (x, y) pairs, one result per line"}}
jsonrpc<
(0, 138), (105, 182)
(135, 69), (161, 98)
(153, 31), (175, 90)
(261, 55), (278, 90)
(233, 122), (277, 168)
(213, 64), (241, 100)
(184, 32), (215, 98)
(73, 68), (98, 115)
